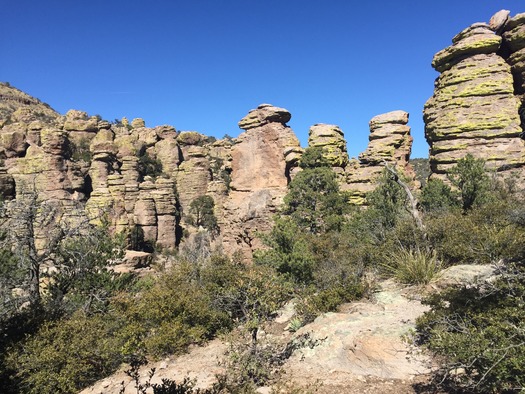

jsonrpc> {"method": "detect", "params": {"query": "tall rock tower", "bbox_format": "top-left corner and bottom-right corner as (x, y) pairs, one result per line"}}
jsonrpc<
(424, 10), (525, 181)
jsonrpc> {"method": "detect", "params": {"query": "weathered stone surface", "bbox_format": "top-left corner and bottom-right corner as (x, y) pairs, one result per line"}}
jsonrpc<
(432, 31), (501, 73)
(308, 124), (349, 168)
(344, 111), (415, 204)
(64, 110), (99, 132)
(222, 104), (300, 259)
(0, 83), (60, 124)
(490, 10), (510, 33)
(131, 118), (145, 128)
(502, 13), (525, 95)
(237, 104), (291, 130)
(425, 13), (525, 182)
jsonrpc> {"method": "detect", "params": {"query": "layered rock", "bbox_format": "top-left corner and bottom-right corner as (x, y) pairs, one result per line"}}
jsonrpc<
(308, 124), (348, 176)
(502, 13), (525, 95)
(344, 111), (414, 205)
(221, 104), (300, 259)
(425, 11), (525, 181)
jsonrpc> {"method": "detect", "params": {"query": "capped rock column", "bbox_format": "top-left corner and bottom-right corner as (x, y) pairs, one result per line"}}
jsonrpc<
(222, 104), (301, 260)
(308, 124), (349, 176)
(344, 111), (414, 205)
(424, 20), (524, 179)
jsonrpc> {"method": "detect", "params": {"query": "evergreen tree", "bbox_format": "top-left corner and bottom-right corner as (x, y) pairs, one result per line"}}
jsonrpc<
(283, 147), (349, 234)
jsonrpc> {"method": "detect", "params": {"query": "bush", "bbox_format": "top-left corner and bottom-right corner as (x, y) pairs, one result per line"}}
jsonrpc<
(419, 178), (458, 213)
(5, 312), (125, 394)
(113, 261), (232, 358)
(366, 169), (408, 231)
(138, 152), (163, 181)
(283, 147), (350, 234)
(416, 263), (525, 393)
(255, 218), (316, 283)
(186, 195), (219, 235)
(426, 199), (525, 266)
(448, 154), (490, 211)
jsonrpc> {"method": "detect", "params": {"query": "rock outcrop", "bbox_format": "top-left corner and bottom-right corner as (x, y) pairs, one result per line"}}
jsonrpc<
(0, 92), (303, 261)
(221, 104), (301, 259)
(424, 11), (525, 181)
(343, 111), (415, 205)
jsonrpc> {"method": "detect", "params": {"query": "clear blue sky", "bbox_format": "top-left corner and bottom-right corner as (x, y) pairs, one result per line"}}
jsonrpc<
(2, 1), (522, 158)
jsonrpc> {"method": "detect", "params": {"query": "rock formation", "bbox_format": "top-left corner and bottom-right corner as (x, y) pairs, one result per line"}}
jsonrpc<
(0, 88), (305, 260)
(342, 111), (415, 205)
(220, 104), (301, 259)
(425, 11), (525, 181)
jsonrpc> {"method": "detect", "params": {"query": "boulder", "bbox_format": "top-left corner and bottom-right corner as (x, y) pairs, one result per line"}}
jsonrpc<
(238, 104), (291, 130)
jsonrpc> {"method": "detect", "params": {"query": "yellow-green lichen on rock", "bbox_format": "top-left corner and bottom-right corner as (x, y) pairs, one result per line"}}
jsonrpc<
(425, 11), (525, 181)
(344, 110), (416, 205)
(308, 124), (349, 168)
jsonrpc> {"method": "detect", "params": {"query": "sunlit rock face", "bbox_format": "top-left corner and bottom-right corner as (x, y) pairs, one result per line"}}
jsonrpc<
(424, 10), (525, 183)
(340, 111), (415, 205)
(221, 104), (301, 260)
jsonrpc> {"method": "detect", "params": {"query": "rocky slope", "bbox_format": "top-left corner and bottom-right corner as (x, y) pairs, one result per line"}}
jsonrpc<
(424, 10), (525, 182)
(5, 8), (525, 259)
(80, 264), (497, 394)
(81, 278), (431, 394)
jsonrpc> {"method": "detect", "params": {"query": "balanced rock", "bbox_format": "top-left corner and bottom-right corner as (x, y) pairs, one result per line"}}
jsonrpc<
(237, 104), (292, 130)
(489, 10), (510, 33)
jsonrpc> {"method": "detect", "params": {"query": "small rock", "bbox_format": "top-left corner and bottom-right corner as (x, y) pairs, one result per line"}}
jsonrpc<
(489, 9), (510, 34)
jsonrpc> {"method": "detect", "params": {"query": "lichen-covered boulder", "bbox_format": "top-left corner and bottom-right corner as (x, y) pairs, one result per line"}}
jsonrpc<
(432, 25), (501, 73)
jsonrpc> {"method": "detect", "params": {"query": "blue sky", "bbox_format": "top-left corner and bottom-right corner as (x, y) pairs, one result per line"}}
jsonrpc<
(2, 1), (523, 158)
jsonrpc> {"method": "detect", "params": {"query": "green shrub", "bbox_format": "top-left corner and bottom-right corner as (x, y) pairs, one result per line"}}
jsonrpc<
(426, 200), (525, 266)
(416, 263), (525, 393)
(366, 169), (407, 231)
(419, 178), (458, 212)
(186, 195), (219, 235)
(5, 312), (125, 394)
(255, 218), (316, 283)
(69, 137), (92, 162)
(296, 280), (366, 324)
(283, 147), (350, 234)
(448, 154), (490, 211)
(138, 152), (163, 181)
(113, 261), (232, 358)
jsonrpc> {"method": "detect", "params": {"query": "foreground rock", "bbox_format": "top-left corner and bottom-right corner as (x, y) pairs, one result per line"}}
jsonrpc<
(283, 279), (430, 386)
